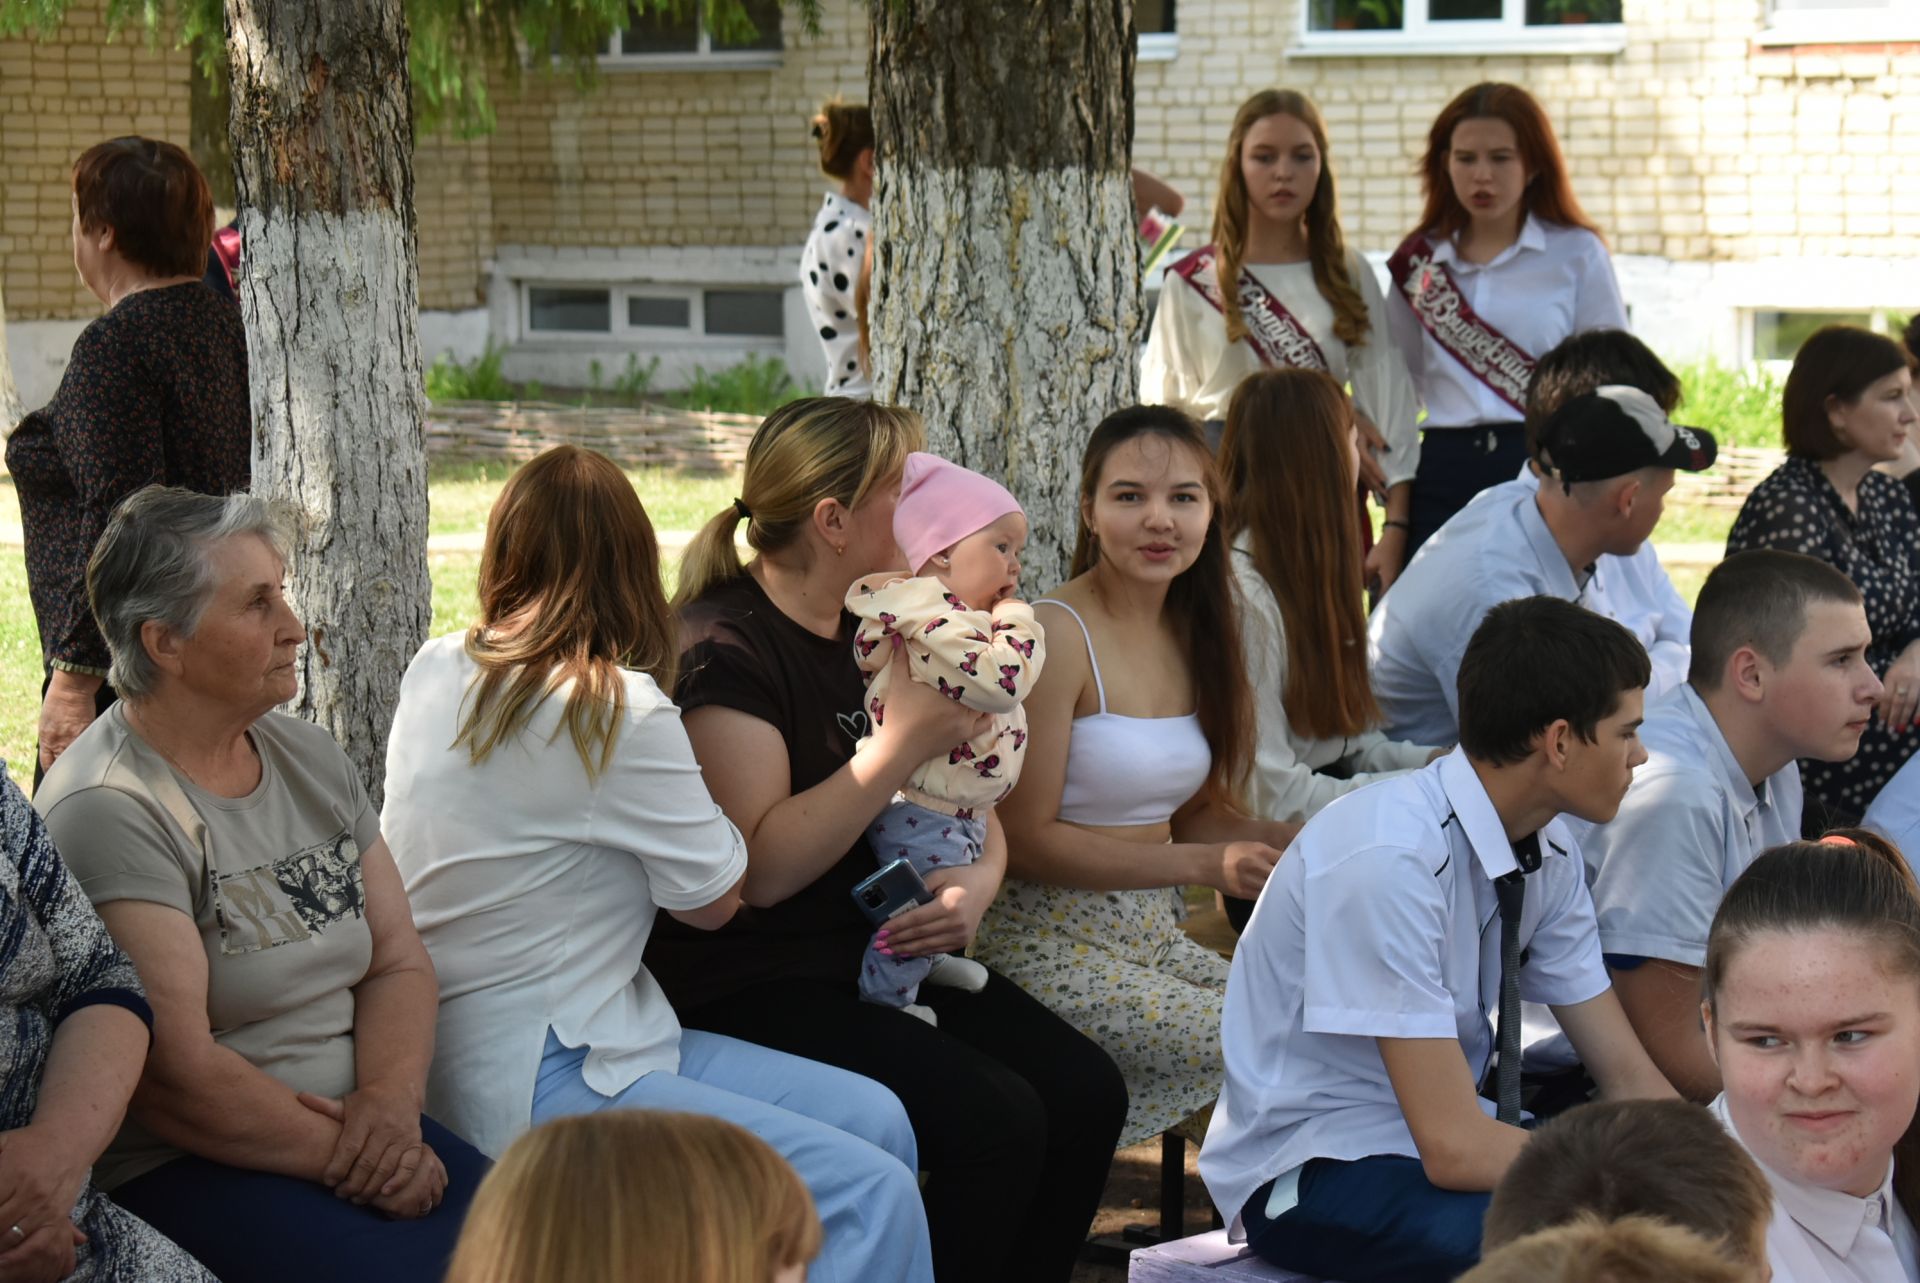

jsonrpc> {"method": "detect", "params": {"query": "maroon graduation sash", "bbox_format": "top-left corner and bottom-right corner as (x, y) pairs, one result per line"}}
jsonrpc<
(1386, 233), (1534, 415)
(1169, 245), (1330, 373)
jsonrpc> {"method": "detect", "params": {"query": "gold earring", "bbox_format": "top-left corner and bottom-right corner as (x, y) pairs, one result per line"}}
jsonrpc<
(835, 544), (846, 557)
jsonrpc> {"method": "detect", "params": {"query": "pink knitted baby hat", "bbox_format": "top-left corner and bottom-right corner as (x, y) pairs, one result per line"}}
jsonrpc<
(894, 452), (1024, 576)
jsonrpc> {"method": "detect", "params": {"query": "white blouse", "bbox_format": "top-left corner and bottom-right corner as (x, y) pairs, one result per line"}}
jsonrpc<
(1710, 1094), (1920, 1283)
(381, 635), (748, 1158)
(1231, 538), (1436, 824)
(1385, 215), (1627, 429)
(1141, 247), (1421, 489)
(800, 192), (871, 397)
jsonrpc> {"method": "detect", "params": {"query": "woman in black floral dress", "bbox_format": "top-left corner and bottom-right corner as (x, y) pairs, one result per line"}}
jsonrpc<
(1726, 324), (1920, 831)
(4, 137), (249, 787)
(0, 760), (215, 1281)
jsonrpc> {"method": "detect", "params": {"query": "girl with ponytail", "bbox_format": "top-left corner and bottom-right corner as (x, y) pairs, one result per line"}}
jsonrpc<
(1703, 828), (1920, 1279)
(1141, 89), (1421, 591)
(801, 100), (876, 398)
(655, 396), (1128, 1282)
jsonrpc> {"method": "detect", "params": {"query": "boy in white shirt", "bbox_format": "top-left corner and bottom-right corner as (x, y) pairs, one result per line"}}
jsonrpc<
(1584, 550), (1880, 1100)
(1204, 595), (1676, 1282)
(1368, 384), (1717, 746)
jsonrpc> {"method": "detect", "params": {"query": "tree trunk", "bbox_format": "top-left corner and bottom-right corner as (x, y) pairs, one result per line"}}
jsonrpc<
(0, 282), (23, 433)
(225, 0), (429, 803)
(867, 0), (1141, 590)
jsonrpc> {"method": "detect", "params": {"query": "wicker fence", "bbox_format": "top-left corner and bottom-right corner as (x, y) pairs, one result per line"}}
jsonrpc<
(1668, 444), (1784, 510)
(425, 401), (759, 472)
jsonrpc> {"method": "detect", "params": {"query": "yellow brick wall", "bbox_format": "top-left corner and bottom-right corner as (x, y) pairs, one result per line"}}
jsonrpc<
(0, 2), (192, 320)
(483, 1), (869, 254)
(416, 133), (494, 310)
(1140, 0), (1920, 263)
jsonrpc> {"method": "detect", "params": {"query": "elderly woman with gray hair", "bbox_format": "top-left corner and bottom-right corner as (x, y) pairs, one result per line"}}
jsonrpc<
(33, 486), (488, 1283)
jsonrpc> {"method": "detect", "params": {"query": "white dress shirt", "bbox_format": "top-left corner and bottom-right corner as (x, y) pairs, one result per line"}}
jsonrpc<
(1588, 683), (1804, 965)
(1200, 750), (1611, 1234)
(1142, 247), (1422, 487)
(1386, 216), (1627, 429)
(382, 635), (748, 1157)
(1510, 467), (1693, 697)
(1711, 1094), (1920, 1283)
(1865, 754), (1920, 862)
(1232, 538), (1436, 824)
(1367, 481), (1586, 745)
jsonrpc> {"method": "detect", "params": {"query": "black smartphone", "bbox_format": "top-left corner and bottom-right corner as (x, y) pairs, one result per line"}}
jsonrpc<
(851, 858), (935, 926)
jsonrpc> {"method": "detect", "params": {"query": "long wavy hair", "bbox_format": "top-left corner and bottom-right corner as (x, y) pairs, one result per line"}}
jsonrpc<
(1412, 82), (1602, 243)
(1220, 369), (1378, 741)
(454, 447), (677, 783)
(674, 397), (924, 609)
(1210, 89), (1370, 349)
(1072, 405), (1254, 807)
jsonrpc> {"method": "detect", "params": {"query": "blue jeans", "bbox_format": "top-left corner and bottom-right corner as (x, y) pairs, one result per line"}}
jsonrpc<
(1242, 1155), (1491, 1283)
(111, 1115), (488, 1283)
(533, 1028), (933, 1283)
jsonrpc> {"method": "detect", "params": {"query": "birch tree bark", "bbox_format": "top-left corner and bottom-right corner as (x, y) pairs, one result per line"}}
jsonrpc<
(0, 284), (23, 432)
(225, 0), (429, 802)
(867, 0), (1141, 589)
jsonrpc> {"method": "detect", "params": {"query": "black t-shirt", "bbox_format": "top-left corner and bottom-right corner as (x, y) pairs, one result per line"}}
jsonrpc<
(644, 572), (879, 1013)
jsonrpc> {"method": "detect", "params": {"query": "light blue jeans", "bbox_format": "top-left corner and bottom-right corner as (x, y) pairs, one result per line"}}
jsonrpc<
(533, 1028), (934, 1283)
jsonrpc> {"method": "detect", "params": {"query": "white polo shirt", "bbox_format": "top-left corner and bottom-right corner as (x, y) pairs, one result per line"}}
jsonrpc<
(1710, 1094), (1920, 1283)
(1864, 753), (1920, 860)
(1200, 749), (1611, 1234)
(1368, 483), (1585, 745)
(1385, 216), (1627, 429)
(1587, 683), (1803, 968)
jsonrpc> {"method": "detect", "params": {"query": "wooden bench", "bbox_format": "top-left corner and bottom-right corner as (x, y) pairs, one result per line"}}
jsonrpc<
(1127, 1230), (1336, 1282)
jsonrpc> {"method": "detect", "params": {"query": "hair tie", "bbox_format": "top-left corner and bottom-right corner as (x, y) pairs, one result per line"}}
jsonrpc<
(1820, 834), (1858, 847)
(732, 498), (752, 521)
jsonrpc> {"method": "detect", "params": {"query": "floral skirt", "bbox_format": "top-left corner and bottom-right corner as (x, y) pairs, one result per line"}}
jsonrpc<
(974, 879), (1228, 1148)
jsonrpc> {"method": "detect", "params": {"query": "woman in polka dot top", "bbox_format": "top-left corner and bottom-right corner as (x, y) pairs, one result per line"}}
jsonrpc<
(801, 100), (874, 399)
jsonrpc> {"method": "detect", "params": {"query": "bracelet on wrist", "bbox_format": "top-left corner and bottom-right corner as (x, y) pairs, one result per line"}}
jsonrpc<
(1382, 519), (1411, 533)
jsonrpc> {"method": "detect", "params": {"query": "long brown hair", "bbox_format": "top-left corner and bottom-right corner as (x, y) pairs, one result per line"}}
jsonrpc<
(1413, 82), (1602, 243)
(1072, 405), (1254, 807)
(674, 397), (924, 609)
(1220, 369), (1378, 740)
(1704, 827), (1920, 1220)
(444, 1111), (821, 1283)
(454, 446), (676, 782)
(1210, 90), (1370, 349)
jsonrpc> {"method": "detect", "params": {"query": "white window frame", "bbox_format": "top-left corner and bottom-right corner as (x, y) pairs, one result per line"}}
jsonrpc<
(596, 6), (782, 71)
(1293, 0), (1626, 57)
(1756, 0), (1920, 45)
(1743, 306), (1903, 373)
(1139, 31), (1180, 60)
(518, 281), (786, 347)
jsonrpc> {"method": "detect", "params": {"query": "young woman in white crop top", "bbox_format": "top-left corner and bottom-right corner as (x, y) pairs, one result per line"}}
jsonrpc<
(1141, 89), (1420, 592)
(975, 405), (1300, 1148)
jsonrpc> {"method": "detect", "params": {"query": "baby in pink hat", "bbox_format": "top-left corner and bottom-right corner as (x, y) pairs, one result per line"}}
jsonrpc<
(844, 452), (1046, 1023)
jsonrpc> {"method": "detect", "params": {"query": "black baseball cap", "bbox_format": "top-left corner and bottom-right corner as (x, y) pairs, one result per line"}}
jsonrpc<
(1536, 385), (1717, 484)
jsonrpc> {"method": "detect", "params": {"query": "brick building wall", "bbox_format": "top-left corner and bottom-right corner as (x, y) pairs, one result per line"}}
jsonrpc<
(0, 4), (191, 321)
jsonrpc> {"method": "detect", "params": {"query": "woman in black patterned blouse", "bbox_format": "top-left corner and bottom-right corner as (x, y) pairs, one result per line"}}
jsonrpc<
(0, 761), (214, 1281)
(4, 137), (249, 786)
(1726, 324), (1920, 831)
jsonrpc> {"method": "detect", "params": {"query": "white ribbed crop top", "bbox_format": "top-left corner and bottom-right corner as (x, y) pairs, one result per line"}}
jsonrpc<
(1038, 599), (1212, 828)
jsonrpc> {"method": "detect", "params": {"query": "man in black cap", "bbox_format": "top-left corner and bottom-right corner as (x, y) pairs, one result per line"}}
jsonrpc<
(1368, 385), (1718, 746)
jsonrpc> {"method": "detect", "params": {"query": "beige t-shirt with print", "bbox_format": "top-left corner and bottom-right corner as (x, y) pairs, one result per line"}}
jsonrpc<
(36, 705), (380, 1190)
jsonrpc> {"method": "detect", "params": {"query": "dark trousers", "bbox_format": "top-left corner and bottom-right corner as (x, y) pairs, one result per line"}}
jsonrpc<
(1242, 1155), (1491, 1283)
(1405, 423), (1529, 561)
(686, 971), (1128, 1283)
(111, 1116), (489, 1283)
(33, 666), (118, 791)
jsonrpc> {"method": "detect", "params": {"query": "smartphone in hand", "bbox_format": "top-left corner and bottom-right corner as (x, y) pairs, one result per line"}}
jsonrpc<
(852, 858), (936, 927)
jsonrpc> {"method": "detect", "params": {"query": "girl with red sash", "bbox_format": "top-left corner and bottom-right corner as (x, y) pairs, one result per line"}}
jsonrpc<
(1387, 82), (1627, 559)
(1142, 90), (1422, 591)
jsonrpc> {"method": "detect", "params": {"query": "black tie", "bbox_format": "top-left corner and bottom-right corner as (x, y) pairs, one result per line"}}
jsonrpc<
(1495, 833), (1542, 1126)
